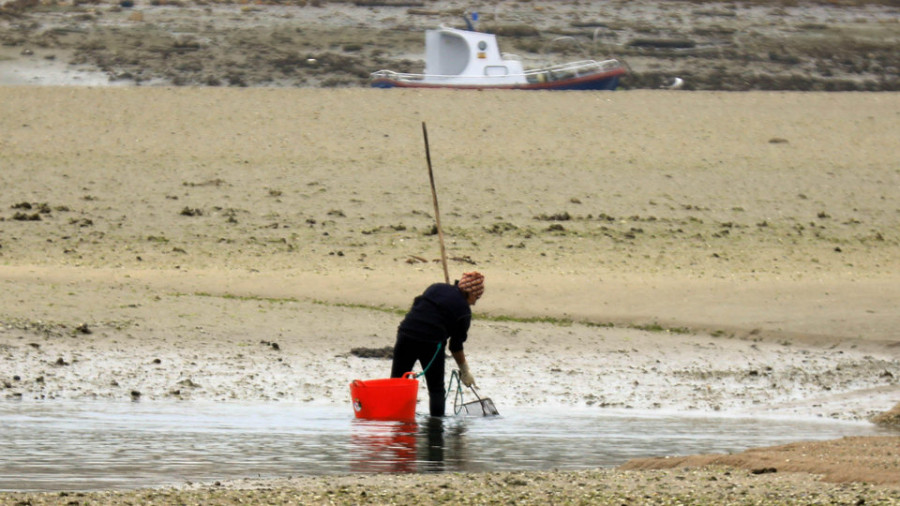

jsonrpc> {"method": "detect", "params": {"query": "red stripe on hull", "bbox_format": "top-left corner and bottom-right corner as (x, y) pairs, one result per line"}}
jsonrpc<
(372, 68), (626, 91)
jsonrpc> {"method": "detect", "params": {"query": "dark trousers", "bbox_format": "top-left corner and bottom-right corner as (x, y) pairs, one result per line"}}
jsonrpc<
(391, 337), (446, 417)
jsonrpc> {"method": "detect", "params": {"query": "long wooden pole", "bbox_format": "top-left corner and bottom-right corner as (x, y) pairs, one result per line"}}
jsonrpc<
(422, 122), (450, 284)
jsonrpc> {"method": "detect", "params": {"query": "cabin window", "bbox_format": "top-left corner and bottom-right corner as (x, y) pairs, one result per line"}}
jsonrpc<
(484, 66), (509, 76)
(435, 32), (470, 75)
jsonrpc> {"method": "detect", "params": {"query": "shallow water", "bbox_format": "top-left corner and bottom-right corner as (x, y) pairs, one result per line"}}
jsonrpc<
(0, 401), (889, 492)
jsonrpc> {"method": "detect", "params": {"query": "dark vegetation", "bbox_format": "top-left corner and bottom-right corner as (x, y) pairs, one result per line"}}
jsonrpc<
(0, 0), (897, 90)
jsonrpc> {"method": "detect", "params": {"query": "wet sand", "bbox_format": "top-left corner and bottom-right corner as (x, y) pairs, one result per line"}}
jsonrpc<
(1, 86), (899, 502)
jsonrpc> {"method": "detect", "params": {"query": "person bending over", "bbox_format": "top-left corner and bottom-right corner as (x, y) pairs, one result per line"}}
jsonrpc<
(390, 271), (485, 416)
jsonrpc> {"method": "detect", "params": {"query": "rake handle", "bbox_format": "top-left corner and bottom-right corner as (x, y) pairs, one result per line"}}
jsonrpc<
(422, 122), (450, 285)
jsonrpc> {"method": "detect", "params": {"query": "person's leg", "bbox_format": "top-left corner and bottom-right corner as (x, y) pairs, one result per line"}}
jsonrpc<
(390, 337), (418, 378)
(422, 342), (446, 417)
(422, 415), (445, 470)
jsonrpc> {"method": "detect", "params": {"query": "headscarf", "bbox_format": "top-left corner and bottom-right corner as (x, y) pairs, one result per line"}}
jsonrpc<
(458, 271), (485, 300)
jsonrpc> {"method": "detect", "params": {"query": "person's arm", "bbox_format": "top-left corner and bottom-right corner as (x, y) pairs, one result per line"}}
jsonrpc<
(452, 349), (476, 387)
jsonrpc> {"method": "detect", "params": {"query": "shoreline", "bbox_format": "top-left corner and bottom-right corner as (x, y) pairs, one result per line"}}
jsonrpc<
(2, 266), (899, 420)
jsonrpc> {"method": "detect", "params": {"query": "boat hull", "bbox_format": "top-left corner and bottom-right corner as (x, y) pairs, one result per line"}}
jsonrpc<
(371, 69), (624, 91)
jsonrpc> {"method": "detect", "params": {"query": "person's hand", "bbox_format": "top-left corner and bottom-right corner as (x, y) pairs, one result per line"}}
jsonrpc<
(459, 362), (476, 388)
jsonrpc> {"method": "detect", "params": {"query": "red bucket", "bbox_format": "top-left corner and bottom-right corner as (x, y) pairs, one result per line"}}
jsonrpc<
(350, 372), (419, 420)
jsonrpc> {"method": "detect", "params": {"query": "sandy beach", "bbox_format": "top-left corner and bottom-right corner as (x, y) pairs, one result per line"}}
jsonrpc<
(1, 86), (899, 503)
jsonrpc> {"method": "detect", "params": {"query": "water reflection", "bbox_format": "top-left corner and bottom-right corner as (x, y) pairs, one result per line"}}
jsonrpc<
(0, 401), (890, 492)
(350, 419), (418, 473)
(349, 416), (467, 473)
(421, 416), (446, 471)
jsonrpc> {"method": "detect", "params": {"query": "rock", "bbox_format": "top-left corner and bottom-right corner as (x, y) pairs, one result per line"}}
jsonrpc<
(871, 402), (900, 427)
(260, 340), (281, 351)
(178, 378), (200, 388)
(350, 346), (393, 359)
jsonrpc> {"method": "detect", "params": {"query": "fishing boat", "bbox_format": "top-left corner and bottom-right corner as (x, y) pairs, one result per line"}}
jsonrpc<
(370, 22), (626, 91)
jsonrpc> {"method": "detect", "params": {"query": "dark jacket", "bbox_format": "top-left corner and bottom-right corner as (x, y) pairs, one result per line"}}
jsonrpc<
(396, 282), (471, 352)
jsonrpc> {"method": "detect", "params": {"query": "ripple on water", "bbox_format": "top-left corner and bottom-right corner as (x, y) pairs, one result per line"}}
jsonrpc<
(0, 400), (889, 492)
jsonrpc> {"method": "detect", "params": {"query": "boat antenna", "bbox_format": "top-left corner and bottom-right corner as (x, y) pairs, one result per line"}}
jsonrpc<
(422, 122), (450, 284)
(464, 11), (478, 31)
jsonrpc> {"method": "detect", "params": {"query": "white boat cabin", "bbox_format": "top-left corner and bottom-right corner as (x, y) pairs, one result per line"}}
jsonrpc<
(423, 26), (527, 86)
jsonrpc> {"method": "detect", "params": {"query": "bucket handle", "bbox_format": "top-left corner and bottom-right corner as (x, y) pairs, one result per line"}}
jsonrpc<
(352, 373), (416, 387)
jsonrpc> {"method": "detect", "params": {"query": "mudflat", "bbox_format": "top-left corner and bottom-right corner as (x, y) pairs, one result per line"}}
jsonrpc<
(1, 0), (897, 90)
(1, 86), (899, 503)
